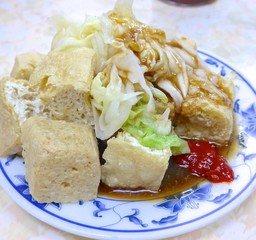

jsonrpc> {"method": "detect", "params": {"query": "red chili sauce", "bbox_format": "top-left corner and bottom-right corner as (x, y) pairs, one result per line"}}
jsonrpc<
(98, 139), (236, 200)
(173, 141), (235, 183)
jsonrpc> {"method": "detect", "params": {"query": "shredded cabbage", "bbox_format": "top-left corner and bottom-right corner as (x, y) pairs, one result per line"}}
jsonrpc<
(105, 49), (155, 111)
(51, 15), (123, 73)
(91, 64), (142, 140)
(149, 84), (168, 103)
(122, 101), (190, 154)
(50, 0), (211, 154)
(157, 80), (183, 111)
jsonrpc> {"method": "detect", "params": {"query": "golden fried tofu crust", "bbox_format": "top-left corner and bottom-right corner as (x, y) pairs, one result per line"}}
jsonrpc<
(175, 73), (235, 145)
(21, 117), (100, 203)
(11, 52), (45, 80)
(29, 47), (96, 124)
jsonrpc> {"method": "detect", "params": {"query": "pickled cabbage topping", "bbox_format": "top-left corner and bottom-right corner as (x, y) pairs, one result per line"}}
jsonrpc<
(122, 101), (190, 154)
(51, 0), (215, 152)
(51, 15), (119, 73)
(91, 64), (141, 140)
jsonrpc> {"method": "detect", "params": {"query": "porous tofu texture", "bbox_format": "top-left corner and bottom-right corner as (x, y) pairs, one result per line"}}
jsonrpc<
(0, 77), (47, 157)
(101, 132), (172, 191)
(21, 117), (100, 203)
(29, 47), (96, 124)
(0, 78), (21, 156)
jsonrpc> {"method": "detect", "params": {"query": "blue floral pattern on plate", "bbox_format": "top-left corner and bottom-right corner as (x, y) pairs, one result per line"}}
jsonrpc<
(0, 51), (255, 239)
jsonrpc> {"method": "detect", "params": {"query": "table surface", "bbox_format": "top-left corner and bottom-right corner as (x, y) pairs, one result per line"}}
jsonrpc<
(0, 0), (255, 239)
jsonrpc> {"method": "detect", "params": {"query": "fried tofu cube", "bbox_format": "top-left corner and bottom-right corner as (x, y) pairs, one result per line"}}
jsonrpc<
(29, 47), (96, 124)
(101, 132), (172, 191)
(175, 72), (235, 145)
(0, 76), (47, 156)
(21, 117), (100, 203)
(0, 78), (22, 156)
(175, 98), (234, 145)
(11, 52), (45, 80)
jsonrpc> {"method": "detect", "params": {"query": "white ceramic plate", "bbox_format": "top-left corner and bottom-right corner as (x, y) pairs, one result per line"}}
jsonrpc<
(0, 51), (255, 240)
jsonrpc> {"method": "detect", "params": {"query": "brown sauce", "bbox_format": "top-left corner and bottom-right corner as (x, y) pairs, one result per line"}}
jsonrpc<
(98, 128), (240, 200)
(98, 160), (203, 200)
